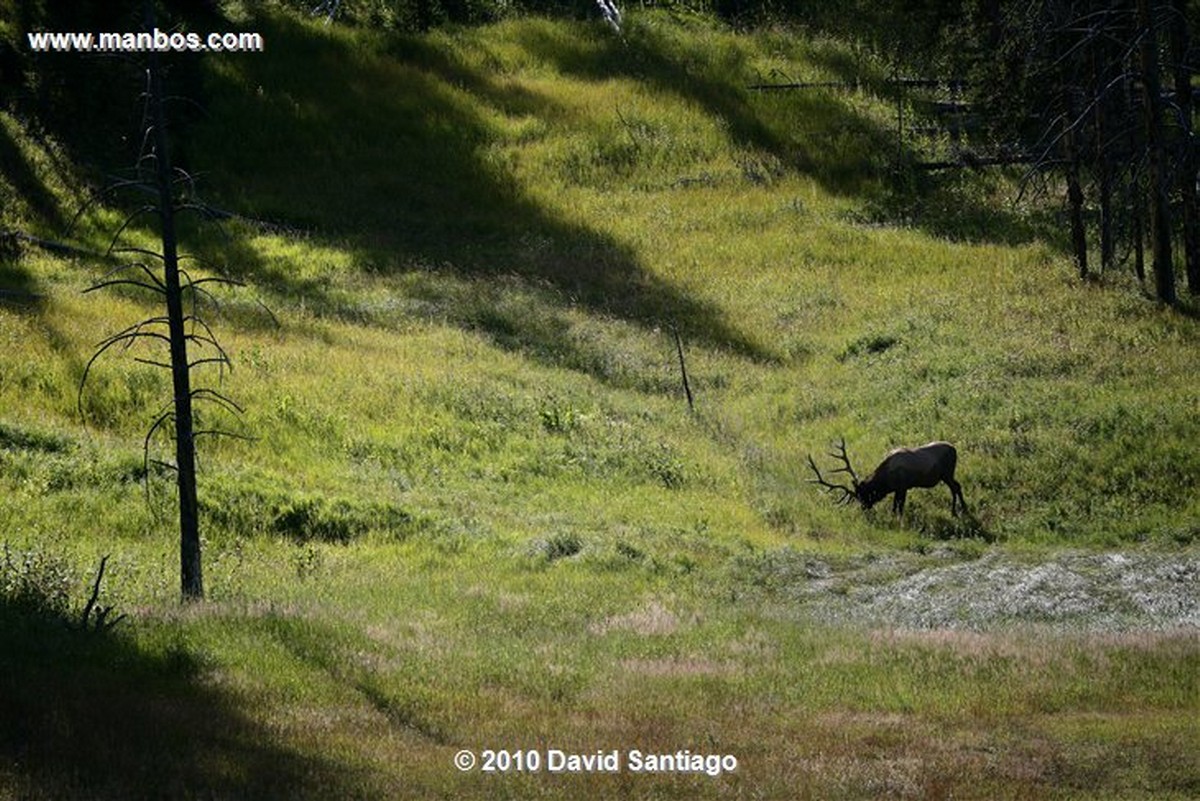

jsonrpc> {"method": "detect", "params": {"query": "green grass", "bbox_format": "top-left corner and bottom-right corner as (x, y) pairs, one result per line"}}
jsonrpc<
(2, 6), (1199, 799)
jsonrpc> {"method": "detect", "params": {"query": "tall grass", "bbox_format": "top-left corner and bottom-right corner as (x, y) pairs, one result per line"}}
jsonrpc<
(2, 7), (1198, 799)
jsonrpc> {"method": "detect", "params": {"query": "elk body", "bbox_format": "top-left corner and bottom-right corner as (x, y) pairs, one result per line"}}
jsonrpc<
(807, 439), (966, 517)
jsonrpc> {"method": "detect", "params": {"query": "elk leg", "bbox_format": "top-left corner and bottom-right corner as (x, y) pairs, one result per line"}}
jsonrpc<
(946, 478), (965, 516)
(892, 490), (907, 515)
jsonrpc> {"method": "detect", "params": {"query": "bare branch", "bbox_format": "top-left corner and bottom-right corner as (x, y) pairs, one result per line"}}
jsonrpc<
(193, 428), (256, 443)
(188, 356), (231, 371)
(174, 202), (223, 221)
(89, 260), (166, 291)
(78, 326), (172, 421)
(83, 278), (165, 296)
(181, 313), (221, 342)
(105, 205), (158, 256)
(77, 555), (125, 632)
(142, 408), (176, 507)
(256, 298), (282, 329)
(94, 317), (171, 352)
(110, 246), (166, 262)
(190, 387), (245, 415)
(189, 275), (246, 289)
(63, 173), (162, 238)
(185, 326), (230, 359)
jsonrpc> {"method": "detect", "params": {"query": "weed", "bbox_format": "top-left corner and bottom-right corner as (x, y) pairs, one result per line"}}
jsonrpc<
(293, 543), (323, 579)
(0, 543), (72, 619)
(538, 398), (582, 434)
(839, 331), (901, 361)
(536, 532), (584, 561)
(646, 442), (687, 489)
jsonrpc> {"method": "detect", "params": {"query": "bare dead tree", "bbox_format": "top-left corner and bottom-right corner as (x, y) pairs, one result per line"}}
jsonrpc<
(77, 5), (247, 603)
(994, 0), (1188, 302)
(1064, 85), (1090, 279)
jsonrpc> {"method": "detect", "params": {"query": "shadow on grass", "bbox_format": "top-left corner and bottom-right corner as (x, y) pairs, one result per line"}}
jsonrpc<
(0, 599), (372, 800)
(0, 259), (45, 313)
(9, 8), (1060, 384)
(797, 44), (1060, 246)
(186, 12), (771, 372)
(0, 120), (68, 232)
(248, 612), (454, 745)
(507, 16), (1053, 247)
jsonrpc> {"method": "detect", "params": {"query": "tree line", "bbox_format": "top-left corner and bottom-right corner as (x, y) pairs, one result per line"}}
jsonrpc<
(966, 0), (1198, 302)
(733, 0), (1199, 301)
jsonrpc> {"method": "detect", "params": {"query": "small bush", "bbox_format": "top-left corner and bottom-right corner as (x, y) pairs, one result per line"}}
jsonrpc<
(539, 399), (582, 434)
(0, 544), (72, 619)
(838, 332), (900, 361)
(646, 442), (686, 489)
(537, 533), (584, 561)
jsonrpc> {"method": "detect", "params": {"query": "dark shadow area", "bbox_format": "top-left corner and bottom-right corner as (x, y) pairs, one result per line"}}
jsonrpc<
(250, 613), (453, 745)
(6, 4), (1062, 386)
(0, 122), (68, 231)
(798, 44), (1061, 247)
(0, 259), (46, 312)
(186, 12), (771, 371)
(0, 598), (374, 800)
(0, 125), (53, 314)
(1, 0), (202, 176)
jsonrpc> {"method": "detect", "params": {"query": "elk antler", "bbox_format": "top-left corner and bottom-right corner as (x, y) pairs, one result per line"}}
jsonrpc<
(827, 437), (860, 486)
(806, 450), (857, 506)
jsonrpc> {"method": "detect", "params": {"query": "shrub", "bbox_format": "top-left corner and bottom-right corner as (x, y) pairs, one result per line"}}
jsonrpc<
(0, 544), (72, 620)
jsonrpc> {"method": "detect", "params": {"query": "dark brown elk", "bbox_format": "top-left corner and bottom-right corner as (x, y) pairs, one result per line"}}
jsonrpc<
(807, 439), (966, 516)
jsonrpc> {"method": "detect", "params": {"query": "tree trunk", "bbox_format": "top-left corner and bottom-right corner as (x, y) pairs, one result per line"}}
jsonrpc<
(1097, 159), (1114, 273)
(147, 30), (203, 601)
(1170, 0), (1199, 294)
(1092, 41), (1116, 272)
(1137, 0), (1176, 303)
(1123, 46), (1148, 283)
(1064, 89), (1089, 279)
(1134, 186), (1147, 282)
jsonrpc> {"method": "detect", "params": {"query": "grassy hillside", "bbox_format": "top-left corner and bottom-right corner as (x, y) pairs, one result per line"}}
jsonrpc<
(2, 7), (1198, 799)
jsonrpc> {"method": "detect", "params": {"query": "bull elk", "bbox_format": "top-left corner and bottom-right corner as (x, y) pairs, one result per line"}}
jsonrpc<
(807, 438), (966, 516)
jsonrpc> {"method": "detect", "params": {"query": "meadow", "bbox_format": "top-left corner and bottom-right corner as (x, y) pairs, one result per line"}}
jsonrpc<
(1, 6), (1198, 798)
